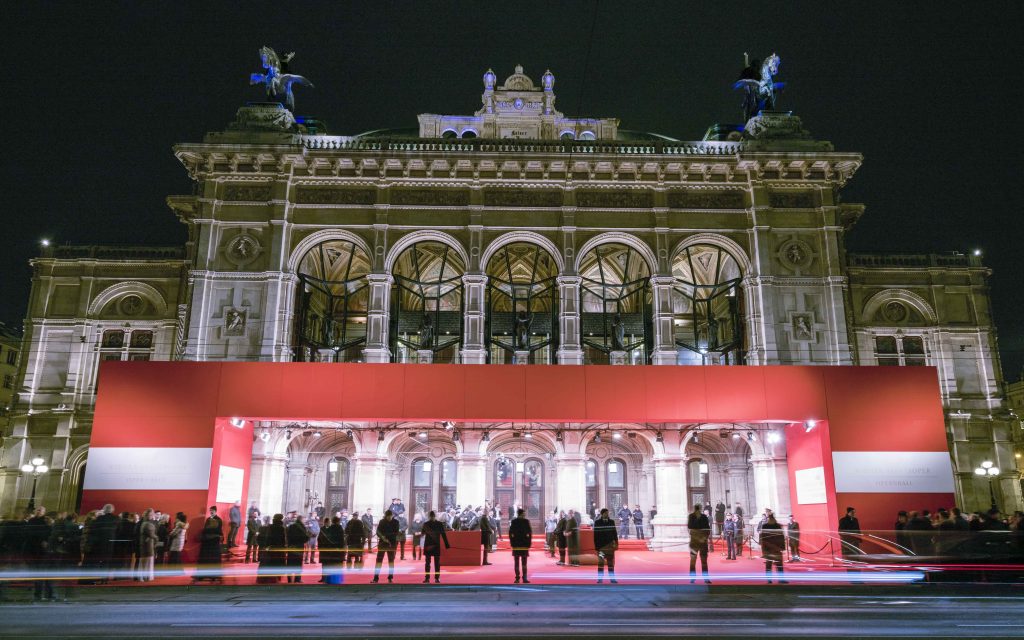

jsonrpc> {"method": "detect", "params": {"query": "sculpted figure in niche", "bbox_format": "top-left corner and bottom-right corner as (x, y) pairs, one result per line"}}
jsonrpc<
(611, 313), (626, 351)
(794, 315), (812, 340)
(785, 243), (805, 266)
(514, 310), (533, 350)
(418, 314), (434, 349)
(225, 309), (246, 336)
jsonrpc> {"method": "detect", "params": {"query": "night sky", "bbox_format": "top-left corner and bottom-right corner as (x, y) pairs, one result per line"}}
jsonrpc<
(4, 3), (1022, 379)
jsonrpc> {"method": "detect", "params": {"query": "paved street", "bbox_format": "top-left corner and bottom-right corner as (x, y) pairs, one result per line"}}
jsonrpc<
(2, 583), (1023, 639)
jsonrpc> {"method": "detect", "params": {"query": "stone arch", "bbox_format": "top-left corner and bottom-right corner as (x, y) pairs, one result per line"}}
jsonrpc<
(670, 233), (752, 276)
(480, 231), (565, 274)
(861, 288), (938, 325)
(384, 230), (470, 273)
(386, 426), (462, 459)
(87, 281), (168, 317)
(575, 232), (658, 276)
(482, 429), (557, 457)
(287, 229), (374, 273)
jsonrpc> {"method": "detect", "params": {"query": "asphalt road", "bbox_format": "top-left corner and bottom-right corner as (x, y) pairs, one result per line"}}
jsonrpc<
(1, 584), (1023, 639)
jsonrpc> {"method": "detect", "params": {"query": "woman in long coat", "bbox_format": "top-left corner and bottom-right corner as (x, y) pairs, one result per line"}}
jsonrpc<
(319, 516), (345, 584)
(258, 514), (287, 583)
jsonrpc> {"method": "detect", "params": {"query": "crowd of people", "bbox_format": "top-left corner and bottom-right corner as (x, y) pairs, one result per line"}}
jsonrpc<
(3, 497), (1022, 598)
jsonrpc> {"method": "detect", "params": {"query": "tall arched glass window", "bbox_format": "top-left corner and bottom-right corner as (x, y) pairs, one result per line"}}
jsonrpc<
(671, 244), (744, 365)
(579, 243), (653, 364)
(391, 242), (465, 363)
(325, 457), (350, 517)
(585, 459), (598, 514)
(411, 458), (434, 516)
(439, 457), (457, 512)
(485, 242), (559, 364)
(295, 240), (371, 362)
(687, 458), (708, 511)
(606, 458), (627, 516)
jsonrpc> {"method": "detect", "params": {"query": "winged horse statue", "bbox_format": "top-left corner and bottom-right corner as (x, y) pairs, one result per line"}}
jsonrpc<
(250, 46), (314, 112)
(733, 52), (784, 123)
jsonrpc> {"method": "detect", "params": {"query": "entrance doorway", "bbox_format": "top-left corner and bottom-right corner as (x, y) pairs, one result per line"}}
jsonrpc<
(493, 456), (546, 533)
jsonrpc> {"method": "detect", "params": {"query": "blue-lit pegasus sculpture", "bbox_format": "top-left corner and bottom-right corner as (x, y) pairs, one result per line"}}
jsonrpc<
(250, 46), (313, 112)
(733, 52), (784, 122)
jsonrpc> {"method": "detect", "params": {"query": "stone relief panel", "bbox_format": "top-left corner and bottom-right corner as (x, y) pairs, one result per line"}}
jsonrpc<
(483, 190), (563, 207)
(295, 188), (377, 205)
(776, 236), (817, 275)
(666, 190), (745, 209)
(576, 190), (653, 208)
(224, 231), (264, 268)
(223, 184), (272, 201)
(768, 191), (816, 209)
(390, 189), (470, 206)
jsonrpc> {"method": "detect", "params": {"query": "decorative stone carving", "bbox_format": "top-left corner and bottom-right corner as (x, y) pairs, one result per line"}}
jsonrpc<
(224, 308), (247, 336)
(769, 191), (815, 209)
(778, 239), (814, 270)
(483, 190), (562, 207)
(227, 103), (296, 132)
(223, 184), (271, 201)
(743, 112), (813, 141)
(225, 233), (262, 267)
(576, 191), (653, 208)
(882, 300), (909, 323)
(791, 312), (815, 342)
(667, 191), (745, 209)
(295, 188), (376, 205)
(391, 189), (470, 206)
(119, 295), (144, 316)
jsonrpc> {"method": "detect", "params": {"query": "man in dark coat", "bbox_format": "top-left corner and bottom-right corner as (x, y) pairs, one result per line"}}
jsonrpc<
(723, 514), (738, 560)
(88, 504), (119, 580)
(245, 512), (261, 563)
(508, 508), (532, 583)
(632, 505), (645, 540)
(24, 509), (54, 601)
(285, 515), (308, 583)
(195, 506), (224, 582)
(593, 508), (619, 584)
(715, 502), (727, 536)
(837, 506), (862, 554)
(554, 511), (569, 565)
(759, 514), (786, 583)
(227, 501), (242, 549)
(687, 503), (711, 584)
(786, 515), (801, 561)
(479, 510), (493, 565)
(616, 505), (632, 539)
(319, 516), (345, 584)
(361, 509), (375, 552)
(565, 510), (580, 567)
(906, 510), (935, 555)
(420, 510), (450, 583)
(345, 513), (367, 567)
(371, 510), (400, 583)
(257, 514), (286, 584)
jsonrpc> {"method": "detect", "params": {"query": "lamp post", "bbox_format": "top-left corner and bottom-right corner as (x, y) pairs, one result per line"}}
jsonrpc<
(973, 460), (1000, 511)
(20, 456), (49, 511)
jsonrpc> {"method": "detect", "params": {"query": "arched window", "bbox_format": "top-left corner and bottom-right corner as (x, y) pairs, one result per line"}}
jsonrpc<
(485, 242), (559, 364)
(686, 458), (708, 512)
(439, 457), (457, 512)
(460, 130), (478, 139)
(578, 131), (596, 140)
(560, 131), (575, 140)
(441, 129), (458, 139)
(579, 243), (653, 364)
(522, 458), (545, 533)
(672, 244), (744, 365)
(411, 458), (434, 516)
(585, 459), (598, 514)
(493, 457), (516, 528)
(390, 241), (465, 363)
(325, 457), (350, 517)
(606, 458), (627, 516)
(295, 240), (371, 362)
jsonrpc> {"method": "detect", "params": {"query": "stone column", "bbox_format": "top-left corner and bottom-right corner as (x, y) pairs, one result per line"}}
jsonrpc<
(750, 454), (791, 517)
(650, 275), (678, 365)
(556, 276), (583, 364)
(650, 454), (687, 551)
(455, 453), (488, 508)
(249, 452), (289, 515)
(461, 273), (488, 364)
(555, 453), (587, 514)
(351, 453), (388, 516)
(283, 463), (310, 515)
(362, 273), (393, 363)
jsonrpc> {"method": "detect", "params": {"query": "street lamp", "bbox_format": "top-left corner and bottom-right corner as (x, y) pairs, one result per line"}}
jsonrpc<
(974, 460), (1000, 510)
(20, 456), (49, 511)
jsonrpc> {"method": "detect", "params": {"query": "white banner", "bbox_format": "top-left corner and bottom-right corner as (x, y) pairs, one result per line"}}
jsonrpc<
(82, 447), (213, 491)
(215, 465), (244, 503)
(832, 451), (955, 494)
(795, 466), (827, 505)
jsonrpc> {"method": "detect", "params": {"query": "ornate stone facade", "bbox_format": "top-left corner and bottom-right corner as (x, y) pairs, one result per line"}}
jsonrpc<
(2, 67), (1019, 528)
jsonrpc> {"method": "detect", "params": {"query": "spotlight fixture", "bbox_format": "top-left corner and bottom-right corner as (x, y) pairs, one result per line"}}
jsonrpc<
(40, 238), (51, 247)
(513, 431), (522, 439)
(259, 431), (270, 442)
(692, 432), (699, 444)
(442, 420), (455, 431)
(482, 431), (490, 442)
(594, 432), (602, 444)
(229, 417), (246, 428)
(556, 430), (564, 442)
(378, 430), (386, 442)
(627, 432), (637, 439)
(746, 431), (756, 442)
(973, 249), (982, 257)
(524, 432), (533, 439)
(313, 430), (323, 438)
(285, 429), (293, 439)
(453, 430), (460, 442)
(345, 429), (353, 438)
(656, 431), (664, 443)
(732, 432), (741, 440)
(612, 432), (622, 440)
(805, 420), (817, 433)
(418, 431), (428, 439)
(767, 432), (781, 444)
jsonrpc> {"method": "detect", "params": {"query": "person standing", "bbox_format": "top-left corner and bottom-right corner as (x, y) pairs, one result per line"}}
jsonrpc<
(554, 511), (569, 565)
(320, 516), (345, 584)
(649, 505), (657, 538)
(410, 513), (424, 561)
(759, 513), (786, 583)
(345, 512), (367, 568)
(593, 508), (619, 584)
(565, 510), (580, 567)
(166, 512), (188, 573)
(228, 501), (242, 550)
(687, 503), (711, 584)
(258, 514), (287, 584)
(361, 508), (375, 553)
(305, 515), (320, 564)
(616, 505), (632, 540)
(285, 515), (309, 583)
(24, 508), (54, 601)
(632, 505), (645, 540)
(786, 515), (801, 562)
(137, 509), (157, 582)
(372, 510), (400, 583)
(245, 511), (261, 563)
(420, 510), (450, 583)
(714, 502), (727, 537)
(837, 507), (861, 555)
(479, 509), (493, 565)
(195, 506), (224, 582)
(723, 514), (738, 560)
(396, 514), (409, 560)
(544, 509), (558, 557)
(507, 508), (532, 583)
